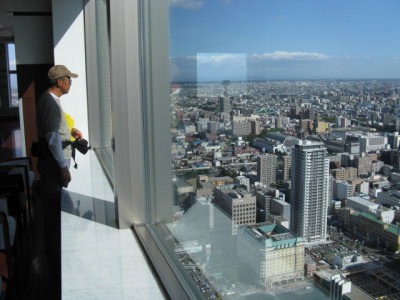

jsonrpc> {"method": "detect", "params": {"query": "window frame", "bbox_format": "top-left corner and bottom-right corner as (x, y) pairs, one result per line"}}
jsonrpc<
(7, 43), (18, 108)
(107, 0), (201, 298)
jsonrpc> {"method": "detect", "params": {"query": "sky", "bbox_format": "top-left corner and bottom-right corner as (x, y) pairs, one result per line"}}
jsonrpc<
(169, 0), (400, 82)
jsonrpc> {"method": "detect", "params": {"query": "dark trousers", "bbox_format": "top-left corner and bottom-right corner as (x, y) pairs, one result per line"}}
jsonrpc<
(37, 157), (62, 300)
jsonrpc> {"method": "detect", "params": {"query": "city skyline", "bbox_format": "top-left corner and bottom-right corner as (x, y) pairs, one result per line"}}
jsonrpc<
(170, 0), (400, 82)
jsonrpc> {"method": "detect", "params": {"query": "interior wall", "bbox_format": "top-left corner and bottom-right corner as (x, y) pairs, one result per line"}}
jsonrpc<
(52, 0), (88, 139)
(14, 16), (53, 65)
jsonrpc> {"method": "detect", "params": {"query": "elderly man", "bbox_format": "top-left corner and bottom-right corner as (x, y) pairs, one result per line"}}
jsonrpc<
(35, 64), (82, 299)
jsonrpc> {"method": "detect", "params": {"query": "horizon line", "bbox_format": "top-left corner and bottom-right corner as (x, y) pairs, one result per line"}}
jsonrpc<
(171, 78), (400, 84)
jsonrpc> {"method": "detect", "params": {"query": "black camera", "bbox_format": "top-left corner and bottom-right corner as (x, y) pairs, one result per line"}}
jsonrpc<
(72, 139), (91, 154)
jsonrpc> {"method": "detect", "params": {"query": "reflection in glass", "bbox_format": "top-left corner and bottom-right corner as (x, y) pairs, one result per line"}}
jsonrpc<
(9, 74), (19, 107)
(149, 0), (400, 298)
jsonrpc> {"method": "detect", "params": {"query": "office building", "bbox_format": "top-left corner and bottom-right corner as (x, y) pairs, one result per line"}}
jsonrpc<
(213, 187), (256, 235)
(290, 141), (330, 243)
(257, 153), (277, 187)
(271, 198), (291, 224)
(255, 189), (273, 221)
(232, 121), (252, 136)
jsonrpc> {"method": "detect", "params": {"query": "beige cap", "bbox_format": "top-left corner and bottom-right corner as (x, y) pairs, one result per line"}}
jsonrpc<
(48, 65), (78, 80)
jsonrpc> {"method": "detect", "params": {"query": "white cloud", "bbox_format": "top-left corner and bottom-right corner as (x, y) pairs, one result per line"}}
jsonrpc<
(251, 51), (329, 61)
(10, 60), (16, 67)
(197, 54), (246, 65)
(170, 0), (204, 10)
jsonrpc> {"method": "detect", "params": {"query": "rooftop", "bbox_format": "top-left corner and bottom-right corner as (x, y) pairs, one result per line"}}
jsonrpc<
(240, 223), (304, 248)
(347, 196), (379, 208)
(352, 212), (400, 235)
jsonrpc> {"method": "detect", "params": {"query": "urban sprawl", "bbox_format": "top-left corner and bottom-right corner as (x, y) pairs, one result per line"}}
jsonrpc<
(169, 80), (400, 299)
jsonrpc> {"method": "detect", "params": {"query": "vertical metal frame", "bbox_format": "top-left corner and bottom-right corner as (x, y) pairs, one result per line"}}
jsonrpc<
(109, 0), (146, 228)
(84, 0), (101, 151)
(139, 0), (174, 224)
(84, 0), (115, 182)
(108, 0), (193, 298)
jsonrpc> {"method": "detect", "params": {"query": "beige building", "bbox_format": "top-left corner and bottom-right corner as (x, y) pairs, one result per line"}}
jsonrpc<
(283, 155), (292, 182)
(300, 119), (313, 132)
(316, 121), (330, 133)
(355, 155), (373, 176)
(237, 223), (305, 288)
(197, 175), (234, 187)
(213, 187), (256, 235)
(331, 167), (357, 181)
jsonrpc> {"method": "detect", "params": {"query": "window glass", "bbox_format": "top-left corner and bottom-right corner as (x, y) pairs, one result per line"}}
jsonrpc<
(7, 43), (19, 107)
(7, 44), (16, 71)
(9, 73), (19, 107)
(95, 0), (114, 179)
(147, 0), (400, 298)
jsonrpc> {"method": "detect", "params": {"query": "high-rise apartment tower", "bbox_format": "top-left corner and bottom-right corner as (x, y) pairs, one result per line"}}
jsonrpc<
(290, 141), (330, 243)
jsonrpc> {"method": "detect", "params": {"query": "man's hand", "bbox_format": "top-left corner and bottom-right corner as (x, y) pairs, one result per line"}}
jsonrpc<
(71, 128), (83, 140)
(60, 167), (71, 187)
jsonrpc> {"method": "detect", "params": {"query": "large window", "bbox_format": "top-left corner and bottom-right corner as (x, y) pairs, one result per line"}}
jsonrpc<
(100, 0), (400, 299)
(7, 43), (18, 108)
(85, 0), (114, 181)
(135, 0), (400, 299)
(0, 42), (19, 109)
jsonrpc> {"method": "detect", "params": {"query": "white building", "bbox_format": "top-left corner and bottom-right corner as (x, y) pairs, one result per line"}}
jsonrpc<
(290, 141), (330, 243)
(235, 175), (250, 191)
(347, 133), (388, 154)
(330, 274), (352, 300)
(332, 252), (363, 269)
(347, 196), (395, 223)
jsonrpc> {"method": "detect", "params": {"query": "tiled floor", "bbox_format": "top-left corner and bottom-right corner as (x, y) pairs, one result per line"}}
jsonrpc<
(61, 151), (166, 299)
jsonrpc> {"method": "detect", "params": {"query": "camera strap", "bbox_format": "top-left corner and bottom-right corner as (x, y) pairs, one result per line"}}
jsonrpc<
(62, 141), (78, 169)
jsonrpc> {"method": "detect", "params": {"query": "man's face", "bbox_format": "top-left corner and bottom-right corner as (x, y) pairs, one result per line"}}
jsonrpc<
(58, 76), (72, 94)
